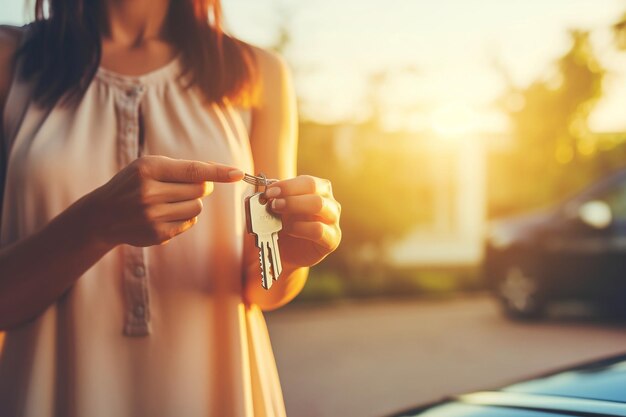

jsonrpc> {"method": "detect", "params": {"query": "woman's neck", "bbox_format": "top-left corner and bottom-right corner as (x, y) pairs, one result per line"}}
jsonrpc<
(101, 0), (172, 45)
(99, 0), (178, 76)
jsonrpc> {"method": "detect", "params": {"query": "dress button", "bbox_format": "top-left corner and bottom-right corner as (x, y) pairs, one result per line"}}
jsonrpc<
(134, 265), (146, 277)
(133, 305), (145, 318)
(127, 85), (144, 97)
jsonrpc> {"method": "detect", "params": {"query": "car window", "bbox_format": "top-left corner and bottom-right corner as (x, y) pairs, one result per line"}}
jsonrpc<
(601, 182), (626, 222)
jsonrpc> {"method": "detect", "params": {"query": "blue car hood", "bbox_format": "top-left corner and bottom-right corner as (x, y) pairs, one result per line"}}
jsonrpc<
(503, 354), (626, 403)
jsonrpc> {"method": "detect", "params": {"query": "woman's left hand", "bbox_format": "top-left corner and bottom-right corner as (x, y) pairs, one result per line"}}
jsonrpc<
(264, 175), (342, 268)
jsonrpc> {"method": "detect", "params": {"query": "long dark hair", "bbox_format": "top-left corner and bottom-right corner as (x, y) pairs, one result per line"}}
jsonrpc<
(18, 0), (256, 107)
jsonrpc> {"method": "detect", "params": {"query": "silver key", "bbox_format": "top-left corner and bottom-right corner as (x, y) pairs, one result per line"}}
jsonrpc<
(245, 192), (283, 290)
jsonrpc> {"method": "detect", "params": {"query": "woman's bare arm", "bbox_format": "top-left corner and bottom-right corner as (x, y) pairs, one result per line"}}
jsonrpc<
(0, 26), (109, 330)
(0, 198), (118, 329)
(243, 47), (342, 310)
(0, 155), (243, 330)
(243, 47), (309, 310)
(0, 27), (116, 329)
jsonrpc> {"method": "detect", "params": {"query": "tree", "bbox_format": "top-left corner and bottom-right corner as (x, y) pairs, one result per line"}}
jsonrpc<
(492, 30), (606, 216)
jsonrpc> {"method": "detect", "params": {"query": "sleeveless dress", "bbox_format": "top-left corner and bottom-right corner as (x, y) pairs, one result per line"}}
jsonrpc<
(0, 28), (286, 417)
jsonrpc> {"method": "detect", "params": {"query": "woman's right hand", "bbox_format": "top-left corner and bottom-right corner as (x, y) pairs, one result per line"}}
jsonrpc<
(85, 155), (244, 247)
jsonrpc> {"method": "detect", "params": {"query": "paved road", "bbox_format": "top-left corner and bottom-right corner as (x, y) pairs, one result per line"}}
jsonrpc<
(265, 294), (626, 417)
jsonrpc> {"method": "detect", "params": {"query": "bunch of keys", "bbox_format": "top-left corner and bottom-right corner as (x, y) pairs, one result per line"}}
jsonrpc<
(244, 173), (283, 290)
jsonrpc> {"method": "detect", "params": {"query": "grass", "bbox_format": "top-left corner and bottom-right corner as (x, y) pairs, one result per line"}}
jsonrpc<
(295, 266), (485, 303)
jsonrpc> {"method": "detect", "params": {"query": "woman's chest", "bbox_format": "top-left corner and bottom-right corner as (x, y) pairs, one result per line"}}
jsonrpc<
(9, 83), (254, 202)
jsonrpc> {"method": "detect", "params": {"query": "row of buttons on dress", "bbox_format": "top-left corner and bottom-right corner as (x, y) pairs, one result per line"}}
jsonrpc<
(117, 83), (152, 336)
(127, 86), (146, 305)
(125, 86), (144, 133)
(133, 264), (146, 318)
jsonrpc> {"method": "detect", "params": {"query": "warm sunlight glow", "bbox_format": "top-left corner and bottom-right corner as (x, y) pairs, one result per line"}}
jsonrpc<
(431, 103), (479, 138)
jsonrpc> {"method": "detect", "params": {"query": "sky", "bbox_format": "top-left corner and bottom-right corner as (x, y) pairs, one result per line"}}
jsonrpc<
(2, 0), (626, 133)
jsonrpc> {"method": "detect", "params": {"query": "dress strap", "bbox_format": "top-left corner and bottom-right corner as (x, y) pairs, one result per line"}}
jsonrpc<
(1, 24), (32, 225)
(2, 24), (33, 154)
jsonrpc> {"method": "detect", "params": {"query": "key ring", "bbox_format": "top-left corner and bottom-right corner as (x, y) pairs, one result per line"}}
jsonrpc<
(255, 173), (268, 194)
(243, 172), (277, 193)
(243, 172), (271, 204)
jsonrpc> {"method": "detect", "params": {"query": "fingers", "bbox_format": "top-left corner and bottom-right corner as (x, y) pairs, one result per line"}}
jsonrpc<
(265, 175), (332, 198)
(282, 221), (341, 251)
(270, 194), (339, 224)
(263, 174), (340, 223)
(145, 199), (204, 222)
(142, 180), (213, 204)
(140, 156), (244, 183)
(253, 173), (342, 264)
(158, 218), (199, 244)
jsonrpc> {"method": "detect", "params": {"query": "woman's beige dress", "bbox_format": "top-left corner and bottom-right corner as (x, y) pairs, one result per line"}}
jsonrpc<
(0, 28), (286, 417)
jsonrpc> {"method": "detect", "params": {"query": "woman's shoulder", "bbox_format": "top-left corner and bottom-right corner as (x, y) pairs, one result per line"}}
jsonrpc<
(0, 25), (22, 57)
(239, 42), (293, 109)
(246, 43), (289, 74)
(0, 25), (25, 110)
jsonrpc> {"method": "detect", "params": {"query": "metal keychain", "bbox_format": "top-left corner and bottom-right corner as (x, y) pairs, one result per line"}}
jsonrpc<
(244, 173), (283, 289)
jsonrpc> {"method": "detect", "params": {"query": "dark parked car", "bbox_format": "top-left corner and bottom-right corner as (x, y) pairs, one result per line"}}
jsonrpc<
(484, 168), (626, 319)
(388, 353), (626, 417)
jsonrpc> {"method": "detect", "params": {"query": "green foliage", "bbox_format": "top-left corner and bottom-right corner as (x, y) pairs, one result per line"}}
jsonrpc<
(491, 30), (626, 217)
(295, 267), (483, 302)
(296, 270), (347, 302)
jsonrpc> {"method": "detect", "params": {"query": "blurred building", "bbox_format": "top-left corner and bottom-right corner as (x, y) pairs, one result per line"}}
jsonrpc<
(388, 135), (487, 267)
(300, 121), (502, 268)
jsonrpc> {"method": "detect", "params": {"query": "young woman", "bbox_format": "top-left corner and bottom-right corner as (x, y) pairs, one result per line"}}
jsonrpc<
(0, 0), (341, 416)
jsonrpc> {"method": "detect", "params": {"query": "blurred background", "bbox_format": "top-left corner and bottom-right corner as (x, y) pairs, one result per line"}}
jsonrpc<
(221, 0), (626, 303)
(3, 1), (626, 416)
